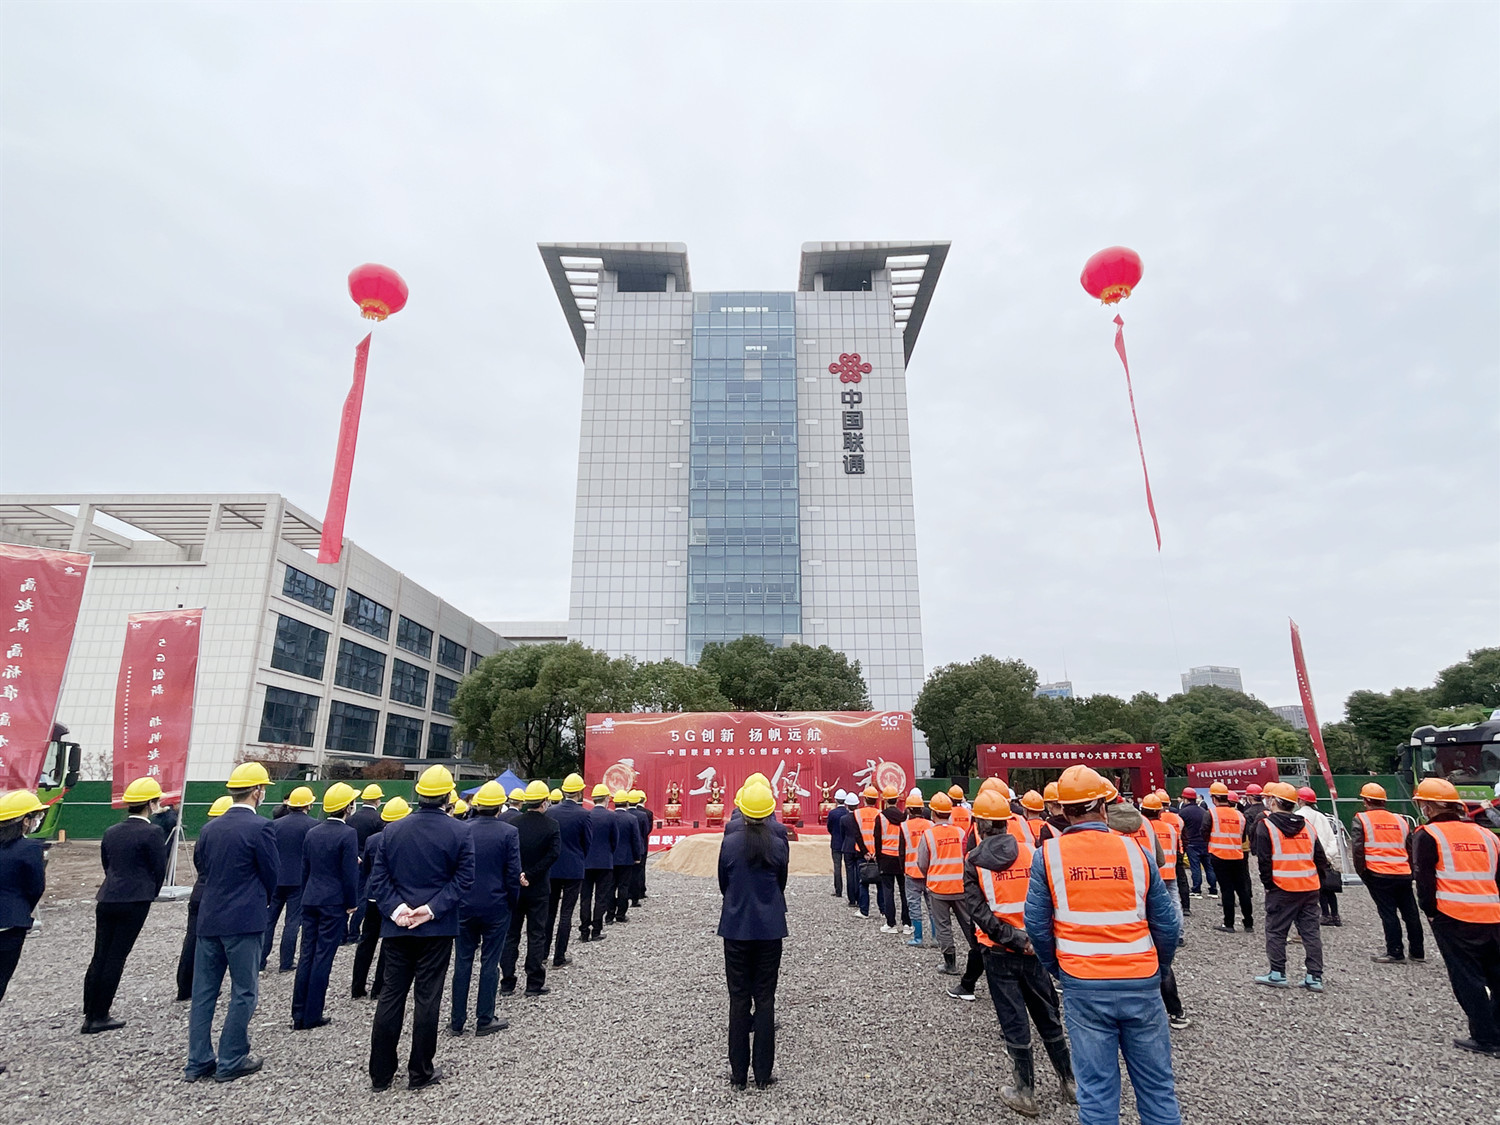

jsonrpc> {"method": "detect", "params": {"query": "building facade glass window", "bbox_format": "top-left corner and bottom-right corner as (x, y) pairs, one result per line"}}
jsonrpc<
(468, 649), (482, 673)
(383, 714), (423, 758)
(389, 658), (429, 707)
(431, 674), (458, 716)
(335, 638), (386, 696)
(326, 700), (379, 755)
(687, 292), (801, 661)
(427, 723), (453, 759)
(282, 566), (336, 614)
(437, 636), (467, 672)
(258, 687), (319, 747)
(344, 590), (392, 640)
(271, 615), (329, 680)
(396, 615), (433, 658)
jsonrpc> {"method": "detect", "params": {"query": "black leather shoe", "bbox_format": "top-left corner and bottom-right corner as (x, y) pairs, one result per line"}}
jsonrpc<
(476, 1018), (508, 1036)
(448, 1025), (464, 1037)
(590, 931), (606, 941)
(754, 1076), (778, 1089)
(409, 1066), (444, 1091)
(80, 1017), (126, 1034)
(578, 933), (591, 943)
(730, 1077), (748, 1090)
(552, 956), (572, 968)
(499, 984), (516, 996)
(214, 1057), (263, 1083)
(1454, 1038), (1500, 1057)
(524, 986), (551, 996)
(370, 1079), (392, 1092)
(1213, 924), (1236, 933)
(182, 1065), (216, 1083)
(1243, 921), (1254, 932)
(1370, 954), (1405, 964)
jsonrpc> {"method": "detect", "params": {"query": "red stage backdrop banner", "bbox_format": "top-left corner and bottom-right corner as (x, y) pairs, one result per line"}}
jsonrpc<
(1185, 757), (1280, 791)
(111, 609), (203, 806)
(0, 543), (91, 791)
(584, 711), (915, 843)
(977, 743), (1166, 795)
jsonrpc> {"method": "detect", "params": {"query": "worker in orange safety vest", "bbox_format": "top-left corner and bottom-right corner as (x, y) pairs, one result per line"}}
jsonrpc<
(1352, 782), (1423, 964)
(1207, 782), (1253, 934)
(1251, 782), (1330, 991)
(916, 793), (982, 995)
(899, 791), (932, 947)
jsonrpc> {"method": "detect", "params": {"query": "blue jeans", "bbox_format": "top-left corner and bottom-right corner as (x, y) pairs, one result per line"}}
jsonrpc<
(904, 877), (929, 936)
(291, 905), (345, 1026)
(1062, 981), (1182, 1125)
(452, 914), (507, 1029)
(186, 932), (261, 1077)
(1185, 846), (1215, 894)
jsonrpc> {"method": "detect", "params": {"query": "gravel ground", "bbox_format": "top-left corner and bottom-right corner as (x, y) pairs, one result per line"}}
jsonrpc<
(1, 841), (1494, 1125)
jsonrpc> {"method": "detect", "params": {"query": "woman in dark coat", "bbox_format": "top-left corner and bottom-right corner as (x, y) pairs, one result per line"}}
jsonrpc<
(717, 781), (789, 1090)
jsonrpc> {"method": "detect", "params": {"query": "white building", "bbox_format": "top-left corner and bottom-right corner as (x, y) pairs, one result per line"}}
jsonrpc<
(538, 241), (944, 774)
(1181, 665), (1245, 693)
(1272, 704), (1310, 730)
(0, 494), (505, 781)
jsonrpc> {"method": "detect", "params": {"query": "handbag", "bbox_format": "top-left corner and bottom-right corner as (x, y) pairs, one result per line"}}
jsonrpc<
(859, 859), (880, 886)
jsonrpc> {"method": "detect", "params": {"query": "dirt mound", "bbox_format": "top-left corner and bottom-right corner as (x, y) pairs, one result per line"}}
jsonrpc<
(652, 834), (833, 877)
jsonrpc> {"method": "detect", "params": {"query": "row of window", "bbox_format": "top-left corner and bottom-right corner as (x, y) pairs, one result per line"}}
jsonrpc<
(282, 565), (472, 671)
(270, 614), (461, 712)
(259, 687), (457, 759)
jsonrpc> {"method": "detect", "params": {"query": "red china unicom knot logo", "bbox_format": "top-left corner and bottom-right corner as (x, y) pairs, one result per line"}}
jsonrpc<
(829, 353), (872, 384)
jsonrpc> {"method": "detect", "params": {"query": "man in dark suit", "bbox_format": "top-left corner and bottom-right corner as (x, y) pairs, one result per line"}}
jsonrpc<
(451, 781), (521, 1036)
(367, 766), (474, 1092)
(501, 782), (561, 996)
(345, 784), (384, 941)
(292, 783), (359, 1031)
(826, 789), (850, 898)
(610, 790), (642, 924)
(629, 790), (654, 906)
(544, 774), (592, 967)
(184, 762), (280, 1084)
(262, 786), (317, 972)
(580, 784), (618, 943)
(82, 776), (169, 1034)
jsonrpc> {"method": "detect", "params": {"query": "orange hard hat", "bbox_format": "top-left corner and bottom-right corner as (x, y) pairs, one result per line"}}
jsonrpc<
(1021, 789), (1045, 812)
(1103, 778), (1119, 803)
(979, 777), (1004, 795)
(1265, 781), (1299, 804)
(862, 786), (878, 799)
(1043, 782), (1060, 802)
(1209, 782), (1230, 797)
(1140, 793), (1163, 811)
(1154, 789), (1169, 802)
(1056, 765), (1108, 805)
(1414, 778), (1461, 803)
(929, 792), (953, 813)
(905, 791), (926, 809)
(948, 785), (965, 800)
(972, 790), (1012, 820)
(881, 785), (899, 800)
(1360, 782), (1387, 801)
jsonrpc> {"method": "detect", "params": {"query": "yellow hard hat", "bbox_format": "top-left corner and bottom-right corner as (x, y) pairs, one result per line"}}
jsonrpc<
(473, 781), (506, 808)
(207, 795), (233, 817)
(416, 765), (455, 797)
(613, 789), (630, 805)
(360, 784), (384, 801)
(122, 776), (163, 804)
(380, 796), (411, 822)
(323, 782), (358, 814)
(509, 787), (526, 802)
(591, 783), (610, 799)
(631, 788), (646, 803)
(226, 762), (270, 790)
(746, 772), (769, 788)
(524, 779), (550, 802)
(562, 773), (585, 793)
(451, 798), (469, 817)
(0, 790), (46, 823)
(285, 786), (315, 808)
(736, 783), (776, 819)
(549, 788), (563, 803)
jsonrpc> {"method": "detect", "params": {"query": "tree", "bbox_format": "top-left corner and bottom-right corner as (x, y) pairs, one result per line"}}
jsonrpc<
(1259, 727), (1303, 757)
(696, 636), (870, 711)
(1319, 721), (1373, 774)
(1166, 708), (1257, 769)
(630, 659), (730, 713)
(1431, 648), (1500, 710)
(1092, 728), (1136, 744)
(696, 636), (783, 710)
(913, 656), (1049, 777)
(1345, 687), (1432, 770)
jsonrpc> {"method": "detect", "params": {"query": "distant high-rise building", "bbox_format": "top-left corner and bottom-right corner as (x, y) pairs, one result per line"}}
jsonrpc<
(1035, 681), (1074, 700)
(1181, 665), (1244, 694)
(1272, 704), (1310, 731)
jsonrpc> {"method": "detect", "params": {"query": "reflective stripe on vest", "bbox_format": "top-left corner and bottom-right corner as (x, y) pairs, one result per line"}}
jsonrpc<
(975, 842), (1036, 949)
(1423, 820), (1500, 923)
(1355, 810), (1410, 876)
(902, 817), (933, 879)
(1150, 819), (1179, 880)
(856, 807), (879, 854)
(1162, 810), (1184, 833)
(1122, 823), (1155, 864)
(1266, 819), (1319, 892)
(1208, 806), (1246, 859)
(1005, 818), (1034, 848)
(878, 812), (902, 857)
(1041, 831), (1159, 980)
(923, 823), (967, 896)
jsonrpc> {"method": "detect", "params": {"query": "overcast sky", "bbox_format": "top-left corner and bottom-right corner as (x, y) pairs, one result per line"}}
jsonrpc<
(2, 3), (1495, 717)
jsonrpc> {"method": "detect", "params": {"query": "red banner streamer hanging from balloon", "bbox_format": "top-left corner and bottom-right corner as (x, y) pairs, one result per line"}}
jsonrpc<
(317, 333), (371, 565)
(1290, 618), (1337, 795)
(1113, 315), (1161, 551)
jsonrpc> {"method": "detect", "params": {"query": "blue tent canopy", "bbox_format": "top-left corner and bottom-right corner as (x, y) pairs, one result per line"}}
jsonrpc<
(461, 768), (524, 800)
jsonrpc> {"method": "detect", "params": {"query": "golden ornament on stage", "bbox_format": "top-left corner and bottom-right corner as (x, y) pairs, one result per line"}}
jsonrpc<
(817, 780), (836, 824)
(781, 774), (802, 827)
(704, 779), (725, 828)
(664, 781), (683, 826)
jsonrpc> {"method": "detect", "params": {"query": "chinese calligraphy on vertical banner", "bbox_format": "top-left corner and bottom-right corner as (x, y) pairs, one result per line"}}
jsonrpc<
(830, 352), (871, 475)
(0, 543), (91, 790)
(111, 609), (203, 806)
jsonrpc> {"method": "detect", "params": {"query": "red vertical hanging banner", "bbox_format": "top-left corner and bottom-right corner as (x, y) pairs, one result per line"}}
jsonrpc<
(111, 608), (203, 806)
(1113, 315), (1161, 551)
(0, 544), (91, 790)
(317, 333), (371, 564)
(1290, 618), (1337, 794)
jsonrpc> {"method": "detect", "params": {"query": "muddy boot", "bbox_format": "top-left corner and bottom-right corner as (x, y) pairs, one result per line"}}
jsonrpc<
(1042, 1036), (1077, 1105)
(906, 920), (923, 947)
(999, 1047), (1039, 1117)
(941, 952), (959, 975)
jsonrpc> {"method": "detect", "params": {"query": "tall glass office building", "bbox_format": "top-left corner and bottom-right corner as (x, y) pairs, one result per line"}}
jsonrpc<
(539, 242), (947, 773)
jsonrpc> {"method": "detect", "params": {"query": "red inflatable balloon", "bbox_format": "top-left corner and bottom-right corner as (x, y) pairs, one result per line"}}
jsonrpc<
(1080, 247), (1143, 305)
(348, 263), (409, 321)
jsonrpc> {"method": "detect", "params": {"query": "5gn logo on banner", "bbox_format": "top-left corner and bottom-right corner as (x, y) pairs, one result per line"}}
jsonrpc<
(112, 609), (203, 807)
(0, 543), (91, 790)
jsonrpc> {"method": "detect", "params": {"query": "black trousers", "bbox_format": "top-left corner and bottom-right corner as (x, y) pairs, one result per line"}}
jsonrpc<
(1266, 887), (1323, 976)
(502, 891), (550, 993)
(1366, 875), (1425, 959)
(981, 946), (1065, 1049)
(1159, 964), (1183, 1018)
(175, 899), (201, 1000)
(842, 854), (860, 906)
(368, 934), (453, 1087)
(580, 868), (613, 937)
(724, 937), (782, 1085)
(547, 877), (581, 962)
(1431, 915), (1500, 1047)
(1320, 886), (1341, 920)
(1212, 856), (1254, 927)
(1174, 857), (1191, 913)
(831, 849), (843, 897)
(633, 856), (648, 902)
(0, 927), (25, 1004)
(351, 901), (382, 997)
(83, 900), (151, 1020)
(612, 863), (635, 921)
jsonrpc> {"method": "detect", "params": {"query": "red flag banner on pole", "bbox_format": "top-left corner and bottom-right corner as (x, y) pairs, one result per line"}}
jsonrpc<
(1113, 314), (1161, 551)
(111, 609), (203, 807)
(317, 333), (372, 564)
(1290, 618), (1337, 794)
(0, 543), (91, 790)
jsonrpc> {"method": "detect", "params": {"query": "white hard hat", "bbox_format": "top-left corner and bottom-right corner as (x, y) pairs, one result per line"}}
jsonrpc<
(834, 788), (847, 801)
(844, 793), (859, 806)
